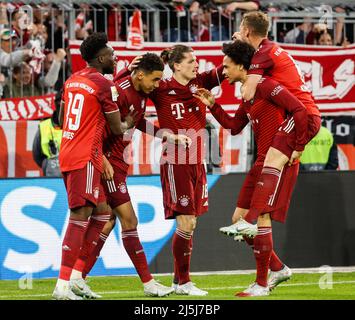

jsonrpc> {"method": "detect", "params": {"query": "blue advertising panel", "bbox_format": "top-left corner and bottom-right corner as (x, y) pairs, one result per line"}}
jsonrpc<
(0, 175), (219, 280)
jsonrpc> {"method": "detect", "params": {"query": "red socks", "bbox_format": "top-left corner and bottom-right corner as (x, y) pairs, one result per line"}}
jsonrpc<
(172, 228), (192, 285)
(244, 234), (284, 273)
(173, 234), (193, 285)
(82, 232), (108, 278)
(59, 217), (89, 281)
(122, 228), (152, 283)
(253, 227), (273, 287)
(245, 166), (281, 223)
(72, 212), (111, 275)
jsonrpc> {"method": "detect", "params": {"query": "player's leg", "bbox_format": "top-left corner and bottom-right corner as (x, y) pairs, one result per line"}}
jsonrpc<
(236, 213), (272, 297)
(53, 162), (100, 300)
(82, 214), (116, 279)
(220, 164), (262, 238)
(69, 199), (111, 299)
(160, 163), (207, 296)
(113, 201), (174, 297)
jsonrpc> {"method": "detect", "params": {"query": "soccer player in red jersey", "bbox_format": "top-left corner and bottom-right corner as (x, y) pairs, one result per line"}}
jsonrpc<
(154, 45), (224, 296)
(72, 53), (190, 297)
(53, 33), (134, 300)
(229, 11), (321, 233)
(194, 41), (309, 297)
(114, 46), (224, 295)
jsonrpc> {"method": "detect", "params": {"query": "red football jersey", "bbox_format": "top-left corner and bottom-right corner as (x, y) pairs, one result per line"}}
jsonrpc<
(149, 66), (224, 164)
(210, 77), (309, 164)
(103, 76), (152, 173)
(248, 39), (320, 117)
(59, 67), (119, 173)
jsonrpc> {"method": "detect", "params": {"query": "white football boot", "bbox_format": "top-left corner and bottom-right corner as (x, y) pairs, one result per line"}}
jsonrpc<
(219, 218), (257, 238)
(70, 278), (102, 299)
(143, 279), (175, 297)
(52, 285), (83, 300)
(175, 282), (208, 296)
(268, 265), (292, 290)
(235, 282), (270, 297)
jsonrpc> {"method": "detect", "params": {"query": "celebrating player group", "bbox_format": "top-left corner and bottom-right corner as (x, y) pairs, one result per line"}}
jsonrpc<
(54, 11), (320, 299)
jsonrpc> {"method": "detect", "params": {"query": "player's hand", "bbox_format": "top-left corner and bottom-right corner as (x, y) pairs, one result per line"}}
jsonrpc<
(102, 156), (114, 180)
(193, 88), (215, 108)
(164, 132), (192, 148)
(122, 107), (139, 132)
(232, 31), (243, 42)
(288, 150), (302, 166)
(128, 56), (143, 72)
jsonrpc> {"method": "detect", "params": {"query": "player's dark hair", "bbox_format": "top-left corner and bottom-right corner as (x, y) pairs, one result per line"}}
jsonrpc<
(160, 45), (193, 71)
(222, 41), (255, 70)
(80, 32), (108, 63)
(136, 53), (164, 74)
(242, 11), (269, 37)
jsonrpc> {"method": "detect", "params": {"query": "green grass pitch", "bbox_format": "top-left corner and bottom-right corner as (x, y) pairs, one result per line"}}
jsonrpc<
(0, 272), (354, 300)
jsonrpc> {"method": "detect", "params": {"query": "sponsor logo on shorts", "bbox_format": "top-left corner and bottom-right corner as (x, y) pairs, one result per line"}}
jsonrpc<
(119, 183), (127, 194)
(179, 195), (190, 207)
(93, 187), (100, 199)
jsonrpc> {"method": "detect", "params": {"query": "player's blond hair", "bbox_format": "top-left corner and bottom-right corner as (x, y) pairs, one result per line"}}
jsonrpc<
(241, 11), (269, 37)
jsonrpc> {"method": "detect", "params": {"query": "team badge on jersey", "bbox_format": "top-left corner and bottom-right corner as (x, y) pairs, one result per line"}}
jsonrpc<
(189, 84), (198, 94)
(118, 182), (127, 194)
(93, 187), (100, 199)
(111, 86), (119, 101)
(179, 195), (190, 207)
(141, 100), (145, 109)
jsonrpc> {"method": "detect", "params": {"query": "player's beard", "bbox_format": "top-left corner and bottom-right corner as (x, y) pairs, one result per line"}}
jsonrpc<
(103, 65), (115, 75)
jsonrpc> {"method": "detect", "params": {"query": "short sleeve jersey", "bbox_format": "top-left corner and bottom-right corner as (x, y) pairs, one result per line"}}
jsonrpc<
(248, 39), (320, 117)
(149, 66), (224, 164)
(59, 67), (119, 173)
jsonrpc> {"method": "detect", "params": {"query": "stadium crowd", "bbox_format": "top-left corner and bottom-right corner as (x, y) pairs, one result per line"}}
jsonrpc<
(0, 1), (354, 99)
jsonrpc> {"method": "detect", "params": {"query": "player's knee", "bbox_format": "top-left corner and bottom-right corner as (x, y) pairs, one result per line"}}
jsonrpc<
(177, 215), (196, 233)
(120, 215), (138, 231)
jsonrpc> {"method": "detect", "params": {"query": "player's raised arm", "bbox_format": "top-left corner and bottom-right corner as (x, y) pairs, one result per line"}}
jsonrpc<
(193, 88), (248, 135)
(114, 55), (143, 82)
(198, 64), (225, 91)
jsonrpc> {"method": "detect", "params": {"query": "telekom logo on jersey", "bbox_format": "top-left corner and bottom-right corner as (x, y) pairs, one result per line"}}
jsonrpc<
(0, 183), (175, 276)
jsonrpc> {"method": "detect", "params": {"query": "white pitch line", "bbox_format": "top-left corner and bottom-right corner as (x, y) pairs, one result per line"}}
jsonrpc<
(1, 280), (355, 299)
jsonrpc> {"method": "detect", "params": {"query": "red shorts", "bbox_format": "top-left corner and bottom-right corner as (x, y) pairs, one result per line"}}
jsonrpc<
(102, 165), (131, 209)
(160, 163), (208, 219)
(238, 162), (299, 223)
(272, 115), (321, 158)
(62, 161), (102, 210)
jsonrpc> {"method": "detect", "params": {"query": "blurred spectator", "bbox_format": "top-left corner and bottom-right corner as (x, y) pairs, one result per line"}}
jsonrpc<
(2, 61), (41, 98)
(0, 28), (32, 67)
(37, 48), (67, 92)
(11, 8), (34, 46)
(75, 3), (93, 40)
(300, 126), (339, 171)
(159, 0), (194, 42)
(306, 23), (327, 45)
(284, 22), (312, 44)
(32, 90), (62, 177)
(316, 30), (333, 46)
(190, 0), (259, 41)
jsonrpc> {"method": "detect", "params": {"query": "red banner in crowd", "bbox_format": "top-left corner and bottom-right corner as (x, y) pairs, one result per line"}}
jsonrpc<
(0, 94), (55, 121)
(70, 41), (355, 115)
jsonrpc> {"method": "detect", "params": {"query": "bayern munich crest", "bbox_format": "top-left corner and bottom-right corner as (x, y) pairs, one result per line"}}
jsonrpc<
(179, 195), (190, 207)
(118, 183), (127, 194)
(189, 84), (198, 94)
(93, 187), (100, 199)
